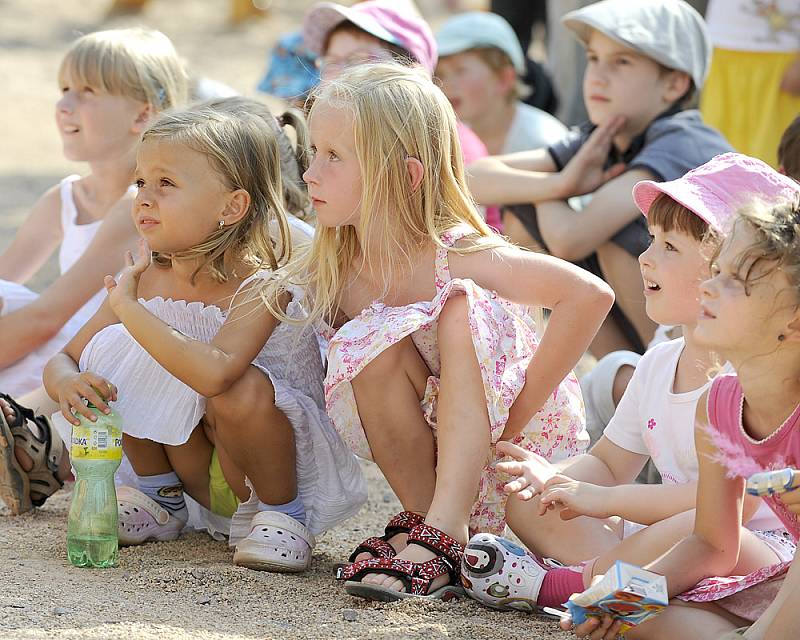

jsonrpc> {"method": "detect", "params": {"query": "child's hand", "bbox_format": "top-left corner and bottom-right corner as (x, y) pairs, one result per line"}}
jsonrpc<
(495, 440), (556, 500)
(56, 372), (118, 426)
(560, 613), (625, 639)
(559, 115), (627, 197)
(104, 239), (151, 315)
(777, 470), (800, 516)
(538, 476), (610, 520)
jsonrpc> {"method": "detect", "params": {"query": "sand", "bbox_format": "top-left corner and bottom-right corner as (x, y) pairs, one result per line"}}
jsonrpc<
(0, 1), (571, 637)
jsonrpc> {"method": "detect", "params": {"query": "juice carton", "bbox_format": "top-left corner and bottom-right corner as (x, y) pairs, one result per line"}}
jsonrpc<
(566, 561), (668, 633)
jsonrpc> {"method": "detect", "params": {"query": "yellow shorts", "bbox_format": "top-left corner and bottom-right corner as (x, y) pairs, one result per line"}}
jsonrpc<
(701, 48), (800, 168)
(208, 448), (240, 518)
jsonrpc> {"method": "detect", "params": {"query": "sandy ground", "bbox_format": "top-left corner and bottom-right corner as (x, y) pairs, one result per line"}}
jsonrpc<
(0, 1), (571, 638)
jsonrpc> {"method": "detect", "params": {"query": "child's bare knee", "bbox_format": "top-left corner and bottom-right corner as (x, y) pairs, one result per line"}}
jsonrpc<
(208, 366), (276, 422)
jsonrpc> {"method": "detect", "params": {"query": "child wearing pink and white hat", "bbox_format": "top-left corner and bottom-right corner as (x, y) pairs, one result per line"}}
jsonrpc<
(301, 0), (497, 225)
(461, 154), (799, 640)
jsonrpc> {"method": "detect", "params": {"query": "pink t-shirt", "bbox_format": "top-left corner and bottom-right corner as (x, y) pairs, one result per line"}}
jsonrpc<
(456, 121), (502, 231)
(706, 374), (800, 541)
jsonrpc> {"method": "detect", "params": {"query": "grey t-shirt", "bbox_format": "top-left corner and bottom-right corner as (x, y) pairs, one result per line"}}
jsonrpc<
(546, 110), (732, 258)
(548, 109), (733, 183)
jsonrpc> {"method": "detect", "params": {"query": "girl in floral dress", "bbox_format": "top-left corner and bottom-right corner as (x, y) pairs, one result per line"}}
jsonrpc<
(272, 62), (614, 601)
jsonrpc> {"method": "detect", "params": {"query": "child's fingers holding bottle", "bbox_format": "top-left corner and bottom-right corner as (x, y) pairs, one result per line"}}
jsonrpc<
(57, 372), (116, 425)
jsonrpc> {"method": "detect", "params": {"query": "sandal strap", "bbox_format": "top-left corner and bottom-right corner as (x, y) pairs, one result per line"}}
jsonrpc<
(347, 510), (425, 563)
(384, 510), (425, 538)
(348, 536), (397, 562)
(406, 523), (465, 576)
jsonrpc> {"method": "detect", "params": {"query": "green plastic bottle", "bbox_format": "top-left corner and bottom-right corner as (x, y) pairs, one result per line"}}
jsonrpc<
(67, 402), (123, 568)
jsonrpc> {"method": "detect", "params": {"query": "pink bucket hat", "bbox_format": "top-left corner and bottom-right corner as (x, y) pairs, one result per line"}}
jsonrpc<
(302, 0), (437, 75)
(633, 152), (800, 233)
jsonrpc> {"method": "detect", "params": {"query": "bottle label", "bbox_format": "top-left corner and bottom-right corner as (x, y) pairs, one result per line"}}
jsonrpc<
(71, 423), (123, 460)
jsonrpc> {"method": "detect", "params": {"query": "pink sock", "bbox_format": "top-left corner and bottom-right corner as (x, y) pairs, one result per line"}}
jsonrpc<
(537, 567), (586, 608)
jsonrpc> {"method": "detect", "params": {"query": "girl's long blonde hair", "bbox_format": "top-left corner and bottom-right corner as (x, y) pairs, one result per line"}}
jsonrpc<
(141, 106), (292, 283)
(270, 62), (507, 324)
(58, 28), (189, 111)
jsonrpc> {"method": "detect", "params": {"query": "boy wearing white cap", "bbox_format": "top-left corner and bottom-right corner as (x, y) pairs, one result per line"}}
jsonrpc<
(435, 12), (567, 156)
(468, 0), (732, 357)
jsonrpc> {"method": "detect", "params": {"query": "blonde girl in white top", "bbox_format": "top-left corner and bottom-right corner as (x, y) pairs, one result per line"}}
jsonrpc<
(44, 105), (365, 573)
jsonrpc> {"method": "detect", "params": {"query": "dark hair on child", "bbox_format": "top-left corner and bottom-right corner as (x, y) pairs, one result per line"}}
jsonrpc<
(648, 193), (711, 242)
(778, 115), (800, 182)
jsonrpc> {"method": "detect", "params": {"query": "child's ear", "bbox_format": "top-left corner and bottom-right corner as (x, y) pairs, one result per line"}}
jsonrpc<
(663, 71), (691, 105)
(781, 308), (800, 344)
(406, 156), (424, 193)
(498, 66), (517, 97)
(132, 103), (156, 134)
(220, 189), (251, 226)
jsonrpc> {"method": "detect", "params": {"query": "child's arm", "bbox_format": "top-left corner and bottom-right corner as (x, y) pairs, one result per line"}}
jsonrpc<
(0, 195), (137, 368)
(643, 392), (745, 595)
(43, 299), (122, 424)
(466, 148), (562, 205)
(0, 185), (63, 283)
(496, 436), (647, 500)
(105, 242), (285, 398)
(466, 117), (625, 206)
(449, 244), (614, 437)
(534, 169), (655, 262)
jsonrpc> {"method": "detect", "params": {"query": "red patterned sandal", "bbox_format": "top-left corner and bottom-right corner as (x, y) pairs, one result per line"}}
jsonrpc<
(347, 510), (425, 563)
(337, 522), (466, 602)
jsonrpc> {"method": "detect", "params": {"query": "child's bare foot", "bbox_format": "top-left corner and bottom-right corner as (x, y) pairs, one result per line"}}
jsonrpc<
(352, 531), (409, 563)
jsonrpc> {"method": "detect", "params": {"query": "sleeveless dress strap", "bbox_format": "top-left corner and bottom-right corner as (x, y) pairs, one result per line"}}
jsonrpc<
(435, 225), (478, 288)
(59, 175), (81, 232)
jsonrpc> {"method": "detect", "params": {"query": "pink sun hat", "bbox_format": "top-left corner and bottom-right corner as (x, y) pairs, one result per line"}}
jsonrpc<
(302, 0), (437, 75)
(633, 152), (800, 233)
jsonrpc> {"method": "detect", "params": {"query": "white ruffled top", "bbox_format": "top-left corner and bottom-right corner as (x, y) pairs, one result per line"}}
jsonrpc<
(51, 272), (367, 535)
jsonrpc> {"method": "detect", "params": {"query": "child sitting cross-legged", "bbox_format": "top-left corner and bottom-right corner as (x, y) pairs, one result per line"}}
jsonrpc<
(461, 154), (798, 632)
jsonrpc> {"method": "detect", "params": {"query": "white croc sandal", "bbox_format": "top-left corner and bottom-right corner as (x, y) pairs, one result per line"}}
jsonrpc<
(117, 486), (185, 546)
(233, 510), (315, 573)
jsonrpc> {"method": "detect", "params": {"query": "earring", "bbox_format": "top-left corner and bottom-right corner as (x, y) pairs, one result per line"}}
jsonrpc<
(218, 220), (225, 228)
(779, 334), (786, 342)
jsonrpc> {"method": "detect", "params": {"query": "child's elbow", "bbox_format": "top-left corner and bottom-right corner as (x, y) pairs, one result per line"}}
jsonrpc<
(587, 280), (615, 315)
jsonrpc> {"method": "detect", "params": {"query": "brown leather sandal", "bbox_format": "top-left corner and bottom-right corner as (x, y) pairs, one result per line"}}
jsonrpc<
(0, 393), (65, 514)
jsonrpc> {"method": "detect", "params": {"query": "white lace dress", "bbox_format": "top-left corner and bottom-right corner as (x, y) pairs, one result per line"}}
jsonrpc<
(51, 274), (366, 539)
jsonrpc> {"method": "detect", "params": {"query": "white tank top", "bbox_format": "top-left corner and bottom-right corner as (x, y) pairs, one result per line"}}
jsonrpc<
(57, 175), (136, 329)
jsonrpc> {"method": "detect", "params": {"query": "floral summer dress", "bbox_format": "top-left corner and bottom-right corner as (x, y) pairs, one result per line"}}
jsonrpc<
(323, 226), (588, 535)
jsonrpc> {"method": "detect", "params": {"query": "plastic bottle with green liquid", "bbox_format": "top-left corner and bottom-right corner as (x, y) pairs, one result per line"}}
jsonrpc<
(67, 402), (123, 568)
